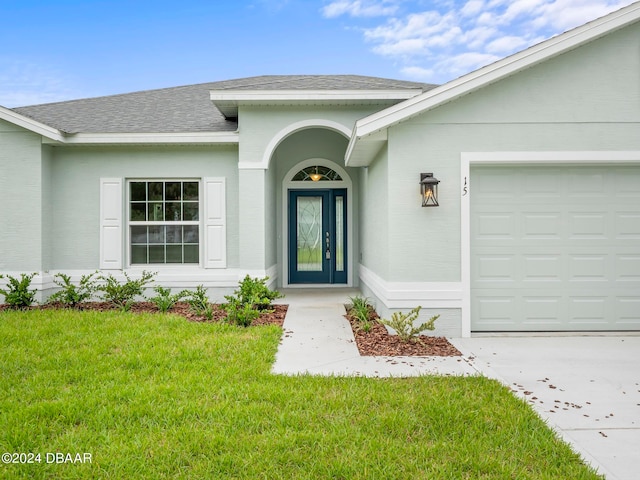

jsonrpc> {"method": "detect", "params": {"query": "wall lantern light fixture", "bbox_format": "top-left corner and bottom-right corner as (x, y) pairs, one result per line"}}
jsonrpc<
(420, 173), (440, 207)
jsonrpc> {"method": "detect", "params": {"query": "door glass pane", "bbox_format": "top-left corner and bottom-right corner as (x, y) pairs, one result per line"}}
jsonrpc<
(297, 196), (323, 272)
(335, 196), (344, 272)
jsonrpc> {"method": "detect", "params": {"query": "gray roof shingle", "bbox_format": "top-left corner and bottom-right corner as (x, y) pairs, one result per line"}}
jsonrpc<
(11, 75), (436, 134)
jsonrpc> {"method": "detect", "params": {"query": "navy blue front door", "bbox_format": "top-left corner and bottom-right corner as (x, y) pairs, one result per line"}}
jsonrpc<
(288, 189), (347, 284)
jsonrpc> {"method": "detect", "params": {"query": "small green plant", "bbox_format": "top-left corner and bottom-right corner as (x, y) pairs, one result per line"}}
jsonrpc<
(98, 270), (155, 311)
(222, 276), (283, 327)
(235, 275), (283, 310)
(379, 306), (439, 342)
(0, 273), (37, 309)
(48, 271), (99, 307)
(223, 296), (260, 327)
(348, 295), (374, 332)
(184, 285), (214, 320)
(149, 286), (187, 313)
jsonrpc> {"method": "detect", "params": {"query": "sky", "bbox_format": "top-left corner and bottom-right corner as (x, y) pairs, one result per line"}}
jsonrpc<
(0, 0), (635, 107)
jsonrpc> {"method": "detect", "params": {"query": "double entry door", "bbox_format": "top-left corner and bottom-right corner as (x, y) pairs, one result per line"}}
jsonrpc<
(288, 189), (347, 284)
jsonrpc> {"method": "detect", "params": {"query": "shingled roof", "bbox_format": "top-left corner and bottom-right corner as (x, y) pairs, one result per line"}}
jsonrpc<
(11, 75), (436, 135)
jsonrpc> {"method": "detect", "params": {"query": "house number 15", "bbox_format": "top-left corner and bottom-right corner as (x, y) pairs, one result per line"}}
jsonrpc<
(462, 177), (468, 196)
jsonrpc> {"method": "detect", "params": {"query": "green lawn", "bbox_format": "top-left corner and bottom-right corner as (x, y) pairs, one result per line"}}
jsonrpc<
(0, 310), (601, 479)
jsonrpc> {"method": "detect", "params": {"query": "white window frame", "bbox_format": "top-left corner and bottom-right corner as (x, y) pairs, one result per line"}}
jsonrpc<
(126, 178), (203, 268)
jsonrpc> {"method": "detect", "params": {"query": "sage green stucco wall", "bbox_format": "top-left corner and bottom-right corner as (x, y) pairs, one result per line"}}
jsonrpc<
(381, 22), (640, 283)
(0, 120), (45, 271)
(49, 145), (239, 270)
(41, 145), (53, 270)
(359, 147), (389, 279)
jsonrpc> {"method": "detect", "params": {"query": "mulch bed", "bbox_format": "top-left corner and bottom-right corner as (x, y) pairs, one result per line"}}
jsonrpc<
(345, 309), (462, 357)
(3, 301), (460, 357)
(3, 302), (289, 327)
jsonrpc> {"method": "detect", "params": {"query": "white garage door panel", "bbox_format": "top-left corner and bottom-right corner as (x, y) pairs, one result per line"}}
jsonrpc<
(471, 165), (640, 331)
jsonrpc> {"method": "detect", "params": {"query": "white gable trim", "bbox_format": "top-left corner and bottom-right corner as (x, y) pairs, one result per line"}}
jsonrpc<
(460, 150), (640, 337)
(0, 106), (65, 142)
(346, 2), (640, 166)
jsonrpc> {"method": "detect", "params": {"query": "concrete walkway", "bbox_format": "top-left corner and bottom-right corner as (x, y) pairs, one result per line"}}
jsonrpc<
(272, 289), (640, 480)
(272, 288), (477, 377)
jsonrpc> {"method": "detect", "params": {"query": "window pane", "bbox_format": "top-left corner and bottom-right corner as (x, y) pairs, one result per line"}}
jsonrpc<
(297, 196), (323, 271)
(149, 182), (163, 201)
(149, 245), (165, 263)
(335, 196), (344, 272)
(131, 182), (146, 201)
(166, 226), (182, 243)
(165, 182), (181, 201)
(183, 182), (198, 200)
(128, 180), (202, 266)
(130, 203), (146, 221)
(183, 225), (199, 243)
(148, 226), (165, 243)
(131, 226), (148, 243)
(183, 202), (199, 221)
(131, 245), (147, 264)
(166, 245), (182, 263)
(165, 202), (182, 221)
(149, 203), (164, 221)
(184, 245), (199, 263)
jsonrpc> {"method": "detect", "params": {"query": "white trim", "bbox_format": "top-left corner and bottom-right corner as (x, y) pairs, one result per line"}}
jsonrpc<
(255, 119), (351, 170)
(210, 90), (424, 117)
(346, 2), (640, 166)
(281, 158), (354, 287)
(0, 106), (65, 142)
(359, 264), (463, 309)
(210, 89), (423, 102)
(3, 266), (279, 295)
(56, 132), (239, 145)
(461, 150), (640, 337)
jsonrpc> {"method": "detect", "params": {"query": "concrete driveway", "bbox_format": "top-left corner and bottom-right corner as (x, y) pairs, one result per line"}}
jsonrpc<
(452, 336), (640, 480)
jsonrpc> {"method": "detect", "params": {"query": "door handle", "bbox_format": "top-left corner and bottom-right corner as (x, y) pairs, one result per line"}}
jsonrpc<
(325, 232), (330, 260)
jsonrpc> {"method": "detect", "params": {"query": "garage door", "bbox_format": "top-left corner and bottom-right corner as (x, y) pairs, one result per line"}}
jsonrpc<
(471, 165), (640, 331)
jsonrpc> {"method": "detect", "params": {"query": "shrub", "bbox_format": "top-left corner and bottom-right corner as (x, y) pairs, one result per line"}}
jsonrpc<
(235, 275), (283, 310)
(184, 285), (213, 320)
(48, 272), (99, 307)
(0, 273), (37, 309)
(149, 286), (187, 313)
(223, 296), (260, 327)
(98, 271), (155, 311)
(223, 276), (283, 327)
(379, 306), (439, 342)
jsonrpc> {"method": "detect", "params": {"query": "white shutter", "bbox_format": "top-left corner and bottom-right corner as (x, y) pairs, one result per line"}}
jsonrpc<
(100, 178), (123, 269)
(204, 177), (227, 268)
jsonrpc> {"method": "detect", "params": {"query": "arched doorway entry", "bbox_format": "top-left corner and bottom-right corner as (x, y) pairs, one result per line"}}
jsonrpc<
(283, 159), (352, 285)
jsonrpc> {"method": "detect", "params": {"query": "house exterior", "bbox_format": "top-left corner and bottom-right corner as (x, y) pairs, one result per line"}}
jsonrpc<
(1, 3), (639, 336)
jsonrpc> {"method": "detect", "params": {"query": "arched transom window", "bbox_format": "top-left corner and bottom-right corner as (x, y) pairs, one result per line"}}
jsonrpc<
(292, 165), (343, 182)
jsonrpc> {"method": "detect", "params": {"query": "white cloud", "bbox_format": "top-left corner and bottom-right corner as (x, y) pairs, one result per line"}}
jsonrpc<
(0, 59), (80, 107)
(485, 35), (529, 54)
(400, 65), (436, 81)
(322, 0), (637, 84)
(322, 0), (400, 18)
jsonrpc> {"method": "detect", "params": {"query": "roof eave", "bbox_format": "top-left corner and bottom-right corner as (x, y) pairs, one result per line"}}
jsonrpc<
(345, 1), (640, 167)
(210, 89), (424, 119)
(0, 106), (66, 142)
(43, 131), (240, 145)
